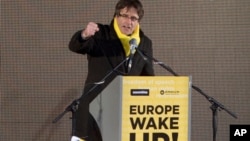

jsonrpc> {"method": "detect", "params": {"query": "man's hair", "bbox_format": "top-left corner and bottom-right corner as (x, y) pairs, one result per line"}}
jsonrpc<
(114, 0), (144, 21)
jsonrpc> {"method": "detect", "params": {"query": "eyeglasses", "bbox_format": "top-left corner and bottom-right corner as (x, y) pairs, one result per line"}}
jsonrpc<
(118, 13), (139, 22)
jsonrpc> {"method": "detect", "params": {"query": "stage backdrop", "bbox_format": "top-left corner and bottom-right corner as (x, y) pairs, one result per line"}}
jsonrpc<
(1, 0), (249, 141)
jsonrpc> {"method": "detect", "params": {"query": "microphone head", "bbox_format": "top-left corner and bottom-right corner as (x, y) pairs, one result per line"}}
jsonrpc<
(129, 38), (137, 46)
(129, 38), (137, 54)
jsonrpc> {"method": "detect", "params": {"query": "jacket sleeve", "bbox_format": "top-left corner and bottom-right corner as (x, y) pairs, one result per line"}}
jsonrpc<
(68, 30), (95, 54)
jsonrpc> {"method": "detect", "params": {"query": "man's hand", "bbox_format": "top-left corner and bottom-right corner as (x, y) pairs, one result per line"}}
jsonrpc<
(81, 22), (99, 39)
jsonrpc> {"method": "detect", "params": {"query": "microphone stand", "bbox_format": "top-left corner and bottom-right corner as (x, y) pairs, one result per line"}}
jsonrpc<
(136, 48), (237, 141)
(52, 57), (128, 125)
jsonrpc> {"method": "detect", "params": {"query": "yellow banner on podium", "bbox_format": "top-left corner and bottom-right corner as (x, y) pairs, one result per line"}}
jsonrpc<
(121, 76), (191, 141)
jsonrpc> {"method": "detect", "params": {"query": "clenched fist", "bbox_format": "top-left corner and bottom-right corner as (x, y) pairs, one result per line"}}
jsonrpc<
(81, 22), (99, 39)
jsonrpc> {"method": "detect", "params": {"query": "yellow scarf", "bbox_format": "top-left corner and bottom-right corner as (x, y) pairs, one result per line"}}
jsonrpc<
(113, 17), (140, 57)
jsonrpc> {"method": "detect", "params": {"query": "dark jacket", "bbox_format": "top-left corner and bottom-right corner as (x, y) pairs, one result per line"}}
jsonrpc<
(69, 22), (154, 86)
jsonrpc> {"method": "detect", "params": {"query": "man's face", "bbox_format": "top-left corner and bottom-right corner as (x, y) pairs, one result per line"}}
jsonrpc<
(116, 7), (140, 35)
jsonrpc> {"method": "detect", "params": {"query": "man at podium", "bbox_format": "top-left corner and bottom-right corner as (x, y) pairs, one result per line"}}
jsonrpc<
(69, 0), (154, 140)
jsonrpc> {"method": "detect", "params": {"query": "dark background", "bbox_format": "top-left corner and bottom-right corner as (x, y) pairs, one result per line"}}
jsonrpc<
(1, 0), (249, 141)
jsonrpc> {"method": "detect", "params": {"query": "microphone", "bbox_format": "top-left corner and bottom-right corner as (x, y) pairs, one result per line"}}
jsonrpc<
(129, 38), (147, 61)
(129, 38), (137, 55)
(126, 39), (136, 72)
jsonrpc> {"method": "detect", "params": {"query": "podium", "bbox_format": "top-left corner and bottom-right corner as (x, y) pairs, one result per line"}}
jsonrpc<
(90, 76), (192, 141)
